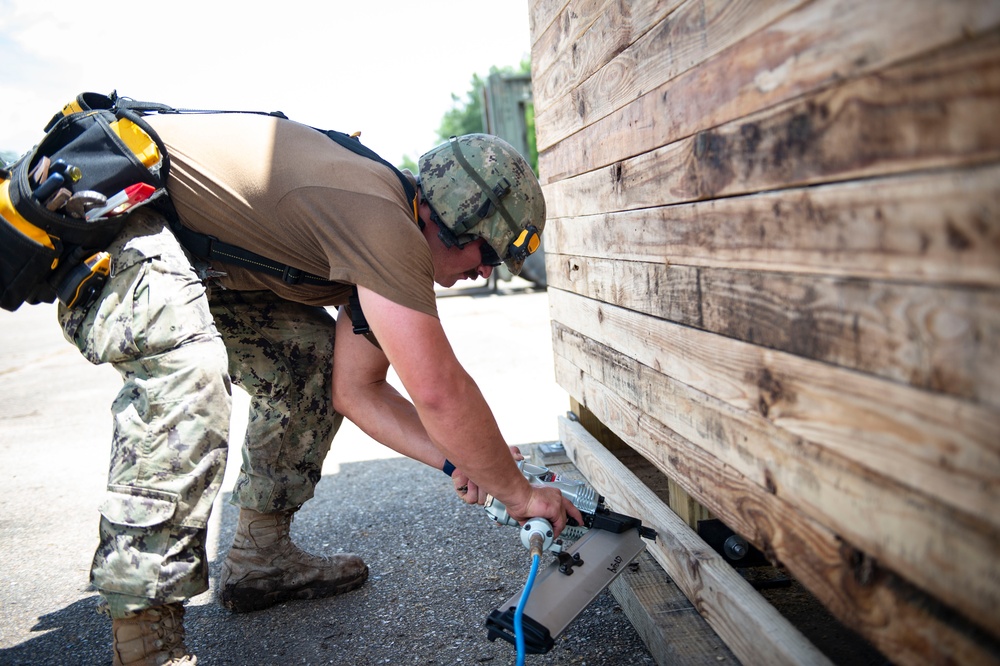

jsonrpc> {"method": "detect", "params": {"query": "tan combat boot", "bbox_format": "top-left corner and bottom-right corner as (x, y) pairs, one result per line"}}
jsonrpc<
(219, 508), (368, 613)
(111, 602), (196, 666)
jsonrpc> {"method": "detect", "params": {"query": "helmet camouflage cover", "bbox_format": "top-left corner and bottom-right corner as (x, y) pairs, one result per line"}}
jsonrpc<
(417, 134), (545, 276)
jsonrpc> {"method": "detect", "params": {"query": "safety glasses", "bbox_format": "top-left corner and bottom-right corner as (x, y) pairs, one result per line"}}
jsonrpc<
(478, 241), (502, 267)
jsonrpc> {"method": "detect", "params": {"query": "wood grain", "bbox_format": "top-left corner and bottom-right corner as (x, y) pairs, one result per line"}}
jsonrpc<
(534, 0), (807, 147)
(529, 1), (1000, 662)
(544, 163), (1000, 288)
(549, 289), (1000, 528)
(537, 0), (1000, 177)
(533, 0), (693, 112)
(528, 0), (570, 45)
(543, 28), (1000, 205)
(557, 394), (1000, 665)
(546, 254), (1000, 409)
(558, 416), (833, 666)
(552, 318), (1000, 639)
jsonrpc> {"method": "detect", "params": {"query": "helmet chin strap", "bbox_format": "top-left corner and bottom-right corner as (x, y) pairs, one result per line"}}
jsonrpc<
(436, 218), (463, 248)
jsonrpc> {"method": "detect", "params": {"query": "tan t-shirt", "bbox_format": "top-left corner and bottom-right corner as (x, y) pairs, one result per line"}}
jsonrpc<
(146, 113), (438, 318)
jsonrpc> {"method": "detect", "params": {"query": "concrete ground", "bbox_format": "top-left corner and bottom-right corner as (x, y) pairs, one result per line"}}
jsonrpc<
(0, 279), (656, 665)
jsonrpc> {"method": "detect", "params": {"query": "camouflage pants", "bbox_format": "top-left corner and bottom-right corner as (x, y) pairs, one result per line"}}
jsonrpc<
(209, 289), (341, 512)
(59, 211), (340, 618)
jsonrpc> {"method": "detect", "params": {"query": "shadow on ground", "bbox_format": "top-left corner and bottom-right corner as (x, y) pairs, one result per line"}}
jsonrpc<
(0, 596), (108, 666)
(1, 455), (655, 666)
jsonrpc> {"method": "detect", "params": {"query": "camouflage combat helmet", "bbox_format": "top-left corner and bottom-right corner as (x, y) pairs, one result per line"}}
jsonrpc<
(418, 134), (545, 275)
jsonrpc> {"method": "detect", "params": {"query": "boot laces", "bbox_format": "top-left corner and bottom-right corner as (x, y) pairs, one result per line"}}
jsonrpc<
(112, 603), (194, 666)
(152, 605), (188, 658)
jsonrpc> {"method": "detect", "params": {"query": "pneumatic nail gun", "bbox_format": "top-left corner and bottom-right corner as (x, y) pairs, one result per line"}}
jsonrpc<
(483, 461), (657, 654)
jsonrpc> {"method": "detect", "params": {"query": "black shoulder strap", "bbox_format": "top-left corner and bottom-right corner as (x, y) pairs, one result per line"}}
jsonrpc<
(321, 129), (416, 209)
(138, 101), (411, 336)
(171, 221), (371, 336)
(169, 222), (333, 286)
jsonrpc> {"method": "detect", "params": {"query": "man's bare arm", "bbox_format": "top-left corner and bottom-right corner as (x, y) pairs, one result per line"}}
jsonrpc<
(331, 306), (445, 469)
(346, 286), (581, 533)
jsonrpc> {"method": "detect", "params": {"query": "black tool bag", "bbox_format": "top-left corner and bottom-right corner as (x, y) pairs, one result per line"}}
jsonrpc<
(0, 92), (170, 311)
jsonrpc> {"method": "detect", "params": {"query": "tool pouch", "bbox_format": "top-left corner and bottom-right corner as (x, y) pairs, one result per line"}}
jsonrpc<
(0, 92), (170, 312)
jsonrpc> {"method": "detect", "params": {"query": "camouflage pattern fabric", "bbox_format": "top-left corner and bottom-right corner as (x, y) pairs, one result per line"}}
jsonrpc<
(417, 134), (545, 276)
(208, 288), (341, 512)
(58, 210), (341, 618)
(59, 210), (231, 618)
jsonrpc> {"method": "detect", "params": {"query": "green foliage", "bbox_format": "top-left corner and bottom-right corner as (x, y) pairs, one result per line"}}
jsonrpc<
(524, 103), (537, 174)
(441, 60), (538, 173)
(399, 59), (540, 174)
(436, 59), (532, 142)
(0, 150), (19, 168)
(436, 72), (487, 142)
(398, 154), (418, 174)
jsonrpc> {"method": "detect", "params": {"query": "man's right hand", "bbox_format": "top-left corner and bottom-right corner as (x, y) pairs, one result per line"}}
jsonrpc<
(505, 483), (585, 538)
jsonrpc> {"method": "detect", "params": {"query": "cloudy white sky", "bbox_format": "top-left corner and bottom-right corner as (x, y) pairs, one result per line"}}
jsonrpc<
(0, 0), (532, 167)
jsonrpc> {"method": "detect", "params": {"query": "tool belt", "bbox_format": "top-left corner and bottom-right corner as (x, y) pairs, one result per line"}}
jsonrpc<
(0, 93), (170, 311)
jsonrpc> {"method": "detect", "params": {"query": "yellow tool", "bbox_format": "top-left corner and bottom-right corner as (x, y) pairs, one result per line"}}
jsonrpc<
(56, 251), (111, 308)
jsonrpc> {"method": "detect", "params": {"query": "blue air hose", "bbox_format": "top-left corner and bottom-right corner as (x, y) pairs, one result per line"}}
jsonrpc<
(515, 551), (541, 666)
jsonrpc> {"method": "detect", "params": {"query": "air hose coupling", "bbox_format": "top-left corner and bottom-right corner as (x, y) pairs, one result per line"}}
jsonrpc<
(521, 517), (554, 555)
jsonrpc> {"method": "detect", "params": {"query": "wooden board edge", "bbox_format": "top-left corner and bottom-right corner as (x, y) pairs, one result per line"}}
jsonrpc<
(557, 415), (833, 666)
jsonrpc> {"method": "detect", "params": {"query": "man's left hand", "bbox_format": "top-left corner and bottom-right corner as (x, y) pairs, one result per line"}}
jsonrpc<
(452, 445), (523, 505)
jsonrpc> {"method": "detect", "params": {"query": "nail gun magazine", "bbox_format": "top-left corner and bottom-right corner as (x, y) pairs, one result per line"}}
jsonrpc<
(482, 460), (657, 655)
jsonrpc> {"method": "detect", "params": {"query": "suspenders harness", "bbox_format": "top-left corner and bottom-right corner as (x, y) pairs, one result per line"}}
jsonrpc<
(2, 91), (417, 336)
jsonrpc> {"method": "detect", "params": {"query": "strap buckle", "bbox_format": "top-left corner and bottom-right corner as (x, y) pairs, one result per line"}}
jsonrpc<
(348, 286), (370, 335)
(282, 265), (304, 285)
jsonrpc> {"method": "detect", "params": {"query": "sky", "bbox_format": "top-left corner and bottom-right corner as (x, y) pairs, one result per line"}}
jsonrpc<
(0, 0), (533, 168)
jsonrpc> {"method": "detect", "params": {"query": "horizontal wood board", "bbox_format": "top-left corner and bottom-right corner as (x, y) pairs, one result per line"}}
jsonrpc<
(530, 0), (1000, 663)
(546, 249), (999, 408)
(555, 356), (1000, 665)
(543, 27), (1000, 215)
(543, 164), (1000, 288)
(557, 417), (833, 666)
(534, 0), (1000, 180)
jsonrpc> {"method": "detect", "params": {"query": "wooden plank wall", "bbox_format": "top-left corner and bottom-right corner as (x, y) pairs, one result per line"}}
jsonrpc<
(527, 1), (1000, 664)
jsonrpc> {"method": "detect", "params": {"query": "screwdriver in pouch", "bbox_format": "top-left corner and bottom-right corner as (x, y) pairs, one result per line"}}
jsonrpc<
(57, 251), (111, 309)
(49, 159), (82, 182)
(33, 172), (65, 202)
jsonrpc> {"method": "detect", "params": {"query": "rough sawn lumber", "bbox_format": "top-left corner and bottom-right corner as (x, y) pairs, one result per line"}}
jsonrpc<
(558, 416), (831, 666)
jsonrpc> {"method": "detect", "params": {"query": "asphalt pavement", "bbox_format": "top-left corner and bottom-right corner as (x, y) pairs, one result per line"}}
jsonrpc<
(0, 279), (657, 666)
